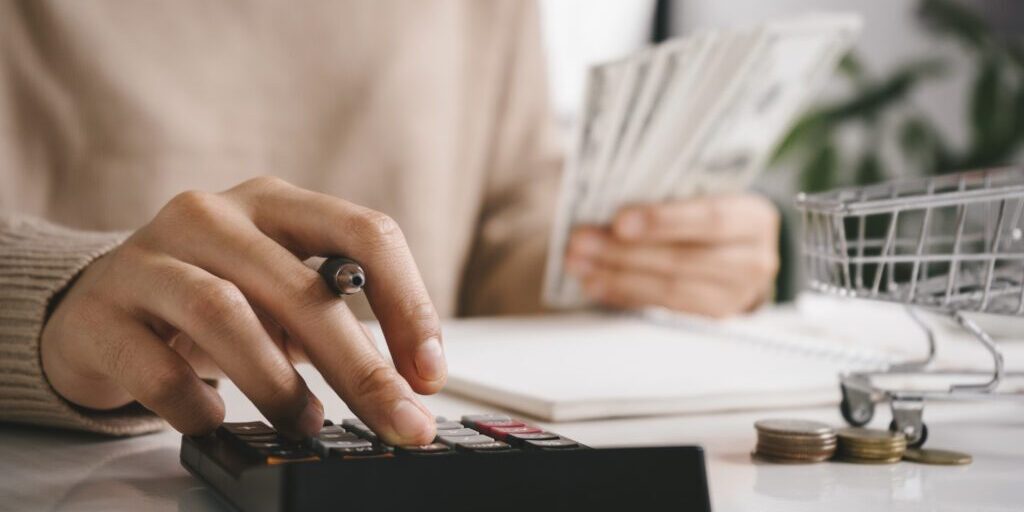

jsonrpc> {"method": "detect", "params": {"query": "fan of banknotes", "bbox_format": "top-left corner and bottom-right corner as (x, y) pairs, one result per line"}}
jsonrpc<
(543, 13), (863, 307)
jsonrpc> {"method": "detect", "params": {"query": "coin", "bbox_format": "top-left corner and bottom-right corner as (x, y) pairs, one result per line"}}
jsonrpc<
(756, 444), (835, 459)
(757, 431), (837, 446)
(751, 451), (831, 464)
(753, 419), (838, 464)
(755, 419), (834, 437)
(835, 455), (903, 465)
(902, 448), (972, 466)
(837, 428), (905, 446)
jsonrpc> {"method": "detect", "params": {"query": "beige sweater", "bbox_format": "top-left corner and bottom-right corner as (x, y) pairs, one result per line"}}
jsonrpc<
(0, 1), (561, 435)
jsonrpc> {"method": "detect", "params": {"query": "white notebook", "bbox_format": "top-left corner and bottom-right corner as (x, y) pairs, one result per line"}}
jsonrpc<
(439, 298), (1024, 422)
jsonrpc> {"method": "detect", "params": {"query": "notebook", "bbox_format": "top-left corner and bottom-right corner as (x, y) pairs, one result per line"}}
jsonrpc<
(439, 296), (1024, 422)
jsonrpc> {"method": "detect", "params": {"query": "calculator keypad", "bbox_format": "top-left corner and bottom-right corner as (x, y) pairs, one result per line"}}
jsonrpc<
(215, 414), (585, 465)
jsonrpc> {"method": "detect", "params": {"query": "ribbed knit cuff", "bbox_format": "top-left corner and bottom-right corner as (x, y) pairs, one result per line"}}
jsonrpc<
(0, 216), (165, 436)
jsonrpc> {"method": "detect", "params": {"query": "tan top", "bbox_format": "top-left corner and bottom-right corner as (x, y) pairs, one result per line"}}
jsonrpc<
(0, 1), (561, 435)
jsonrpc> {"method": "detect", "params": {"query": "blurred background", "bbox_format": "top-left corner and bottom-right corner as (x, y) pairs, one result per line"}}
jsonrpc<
(539, 0), (1024, 297)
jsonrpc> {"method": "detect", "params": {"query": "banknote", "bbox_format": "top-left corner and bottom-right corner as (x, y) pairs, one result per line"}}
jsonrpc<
(543, 14), (863, 308)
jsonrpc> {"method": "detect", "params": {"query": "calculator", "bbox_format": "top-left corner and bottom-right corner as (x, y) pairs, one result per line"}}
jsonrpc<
(180, 413), (711, 511)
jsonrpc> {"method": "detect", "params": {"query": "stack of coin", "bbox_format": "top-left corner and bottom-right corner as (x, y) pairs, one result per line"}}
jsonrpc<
(835, 428), (906, 464)
(753, 420), (837, 463)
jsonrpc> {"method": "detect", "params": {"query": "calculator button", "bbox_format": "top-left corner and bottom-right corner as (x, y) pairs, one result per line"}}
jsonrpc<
(266, 448), (320, 465)
(221, 422), (275, 436)
(460, 414), (512, 427)
(247, 441), (296, 450)
(475, 420), (526, 431)
(486, 426), (542, 440)
(524, 438), (580, 450)
(436, 428), (479, 438)
(318, 425), (348, 435)
(505, 432), (559, 446)
(456, 441), (512, 452)
(440, 435), (495, 446)
(328, 445), (386, 457)
(317, 432), (361, 442)
(396, 443), (454, 455)
(319, 439), (374, 449)
(435, 422), (465, 431)
(235, 433), (280, 442)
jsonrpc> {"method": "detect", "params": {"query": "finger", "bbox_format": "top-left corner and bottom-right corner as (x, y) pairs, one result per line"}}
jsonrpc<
(611, 195), (779, 244)
(222, 178), (446, 393)
(580, 267), (759, 318)
(567, 228), (777, 286)
(116, 252), (323, 438)
(94, 314), (225, 436)
(298, 299), (437, 445)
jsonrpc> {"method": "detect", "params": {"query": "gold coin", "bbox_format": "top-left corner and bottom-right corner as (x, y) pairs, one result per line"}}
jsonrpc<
(839, 444), (905, 456)
(757, 431), (837, 446)
(756, 444), (836, 459)
(757, 442), (835, 454)
(751, 451), (831, 464)
(756, 419), (834, 437)
(836, 455), (903, 465)
(903, 448), (972, 466)
(837, 428), (905, 446)
(838, 444), (905, 456)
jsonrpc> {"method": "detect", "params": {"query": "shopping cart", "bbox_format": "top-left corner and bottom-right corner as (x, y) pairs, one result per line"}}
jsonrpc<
(796, 167), (1024, 447)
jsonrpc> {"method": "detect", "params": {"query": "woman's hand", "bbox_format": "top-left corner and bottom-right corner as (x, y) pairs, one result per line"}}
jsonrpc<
(41, 177), (446, 444)
(565, 193), (780, 317)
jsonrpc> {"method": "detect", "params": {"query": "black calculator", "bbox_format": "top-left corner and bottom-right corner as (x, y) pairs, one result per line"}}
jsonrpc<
(180, 413), (711, 511)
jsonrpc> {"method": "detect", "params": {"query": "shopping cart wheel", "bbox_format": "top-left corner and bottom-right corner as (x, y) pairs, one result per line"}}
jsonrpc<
(889, 420), (928, 448)
(839, 384), (874, 426)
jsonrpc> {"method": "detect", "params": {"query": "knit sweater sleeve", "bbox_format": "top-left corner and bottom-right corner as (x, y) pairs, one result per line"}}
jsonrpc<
(0, 215), (165, 435)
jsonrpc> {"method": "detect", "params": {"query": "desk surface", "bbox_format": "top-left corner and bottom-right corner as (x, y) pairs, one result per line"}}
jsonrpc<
(2, 364), (1022, 511)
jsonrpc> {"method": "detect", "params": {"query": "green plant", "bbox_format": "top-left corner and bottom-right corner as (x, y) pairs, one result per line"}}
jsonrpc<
(771, 0), (1024, 193)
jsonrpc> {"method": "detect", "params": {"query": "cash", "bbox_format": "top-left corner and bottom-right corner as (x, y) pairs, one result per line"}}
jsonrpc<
(543, 14), (863, 308)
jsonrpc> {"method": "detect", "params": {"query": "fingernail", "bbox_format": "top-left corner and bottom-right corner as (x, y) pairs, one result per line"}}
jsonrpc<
(616, 211), (646, 239)
(294, 396), (324, 436)
(414, 337), (446, 382)
(391, 399), (433, 441)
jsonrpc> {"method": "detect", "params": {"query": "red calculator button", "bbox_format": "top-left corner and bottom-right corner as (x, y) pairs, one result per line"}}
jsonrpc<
(487, 426), (542, 440)
(475, 420), (525, 434)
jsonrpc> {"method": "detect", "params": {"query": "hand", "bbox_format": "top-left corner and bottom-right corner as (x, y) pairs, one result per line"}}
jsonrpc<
(40, 177), (446, 444)
(564, 193), (780, 317)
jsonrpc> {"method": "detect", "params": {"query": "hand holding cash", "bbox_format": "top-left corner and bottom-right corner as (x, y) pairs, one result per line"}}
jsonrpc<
(543, 14), (862, 311)
(564, 193), (779, 317)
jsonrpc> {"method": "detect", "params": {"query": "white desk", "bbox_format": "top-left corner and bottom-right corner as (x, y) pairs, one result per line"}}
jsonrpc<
(2, 364), (1022, 511)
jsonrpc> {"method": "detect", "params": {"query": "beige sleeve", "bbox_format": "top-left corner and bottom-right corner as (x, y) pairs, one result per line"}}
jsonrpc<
(0, 215), (165, 436)
(457, 1), (565, 317)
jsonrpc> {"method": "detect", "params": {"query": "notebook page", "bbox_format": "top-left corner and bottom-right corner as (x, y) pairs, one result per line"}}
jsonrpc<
(440, 312), (889, 421)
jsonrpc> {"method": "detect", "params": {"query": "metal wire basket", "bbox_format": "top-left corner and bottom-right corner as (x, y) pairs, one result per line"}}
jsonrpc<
(796, 167), (1024, 447)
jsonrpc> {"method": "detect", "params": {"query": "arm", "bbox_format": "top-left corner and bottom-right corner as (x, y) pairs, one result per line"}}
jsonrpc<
(0, 216), (165, 435)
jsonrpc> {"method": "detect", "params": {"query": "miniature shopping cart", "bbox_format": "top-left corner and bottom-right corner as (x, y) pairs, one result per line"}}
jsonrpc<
(796, 167), (1024, 447)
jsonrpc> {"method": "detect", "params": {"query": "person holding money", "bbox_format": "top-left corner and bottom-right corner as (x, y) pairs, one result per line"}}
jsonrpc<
(0, 1), (779, 444)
